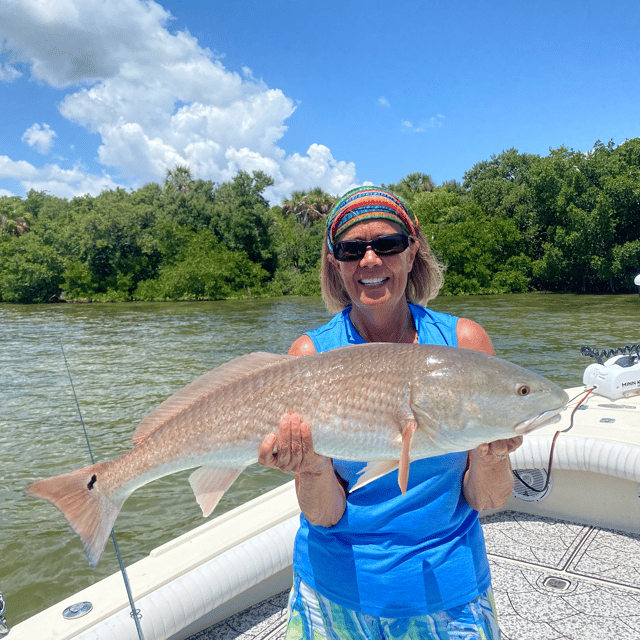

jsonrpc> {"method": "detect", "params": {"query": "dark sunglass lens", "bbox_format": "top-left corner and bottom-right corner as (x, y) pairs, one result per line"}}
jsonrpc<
(373, 234), (408, 254)
(333, 234), (409, 261)
(333, 241), (365, 261)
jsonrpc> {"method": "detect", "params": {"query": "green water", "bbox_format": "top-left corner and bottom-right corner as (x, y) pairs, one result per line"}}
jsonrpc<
(1, 294), (638, 625)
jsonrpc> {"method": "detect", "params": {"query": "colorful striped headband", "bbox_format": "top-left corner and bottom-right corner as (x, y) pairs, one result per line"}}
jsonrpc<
(327, 186), (419, 250)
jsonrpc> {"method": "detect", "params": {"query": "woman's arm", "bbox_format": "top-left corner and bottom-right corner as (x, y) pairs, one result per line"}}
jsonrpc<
(457, 318), (523, 511)
(257, 335), (346, 527)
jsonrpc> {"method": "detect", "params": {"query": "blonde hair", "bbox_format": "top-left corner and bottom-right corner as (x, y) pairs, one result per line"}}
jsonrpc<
(320, 226), (445, 314)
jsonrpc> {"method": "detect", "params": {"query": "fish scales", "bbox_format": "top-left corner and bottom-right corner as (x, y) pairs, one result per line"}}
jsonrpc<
(26, 343), (569, 566)
(152, 345), (415, 459)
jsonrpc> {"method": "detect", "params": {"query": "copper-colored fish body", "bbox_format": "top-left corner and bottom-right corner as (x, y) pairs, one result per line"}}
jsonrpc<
(27, 344), (568, 565)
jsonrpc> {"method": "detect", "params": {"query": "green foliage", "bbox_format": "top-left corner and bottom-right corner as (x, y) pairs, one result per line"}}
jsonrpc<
(62, 188), (163, 299)
(268, 209), (324, 296)
(426, 214), (531, 295)
(281, 188), (335, 226)
(413, 188), (478, 225)
(0, 196), (31, 237)
(383, 172), (435, 205)
(134, 231), (268, 301)
(162, 178), (217, 231)
(164, 165), (194, 194)
(209, 170), (275, 271)
(414, 188), (531, 294)
(461, 140), (640, 293)
(0, 232), (64, 302)
(1, 142), (639, 305)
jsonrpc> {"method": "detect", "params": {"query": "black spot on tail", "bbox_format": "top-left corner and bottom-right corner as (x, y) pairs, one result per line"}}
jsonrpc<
(87, 475), (97, 490)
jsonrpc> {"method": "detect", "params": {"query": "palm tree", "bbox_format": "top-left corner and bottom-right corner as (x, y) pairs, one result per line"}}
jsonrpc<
(164, 165), (194, 194)
(281, 188), (336, 226)
(384, 173), (436, 202)
(0, 214), (30, 237)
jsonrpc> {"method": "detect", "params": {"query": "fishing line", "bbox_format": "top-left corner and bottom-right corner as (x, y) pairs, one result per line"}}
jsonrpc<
(60, 343), (145, 640)
(513, 387), (594, 494)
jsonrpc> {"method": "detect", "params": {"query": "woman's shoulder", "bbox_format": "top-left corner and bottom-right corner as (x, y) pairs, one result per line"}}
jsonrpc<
(289, 308), (352, 355)
(455, 318), (495, 355)
(288, 334), (317, 356)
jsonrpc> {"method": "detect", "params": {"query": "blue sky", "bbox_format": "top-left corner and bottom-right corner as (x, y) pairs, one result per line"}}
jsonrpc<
(1, 0), (639, 204)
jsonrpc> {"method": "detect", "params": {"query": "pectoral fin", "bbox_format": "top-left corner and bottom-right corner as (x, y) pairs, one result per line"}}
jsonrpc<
(350, 420), (419, 495)
(188, 467), (244, 517)
(398, 420), (418, 495)
(351, 460), (399, 492)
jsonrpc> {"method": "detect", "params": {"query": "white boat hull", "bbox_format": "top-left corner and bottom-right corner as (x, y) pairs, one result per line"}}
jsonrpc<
(10, 385), (640, 639)
(500, 385), (640, 534)
(9, 482), (301, 640)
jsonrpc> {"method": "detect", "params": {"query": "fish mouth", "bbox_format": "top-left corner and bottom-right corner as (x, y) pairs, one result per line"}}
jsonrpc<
(514, 409), (563, 434)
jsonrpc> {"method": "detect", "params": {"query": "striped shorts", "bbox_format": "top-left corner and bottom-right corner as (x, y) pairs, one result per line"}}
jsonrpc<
(284, 570), (501, 640)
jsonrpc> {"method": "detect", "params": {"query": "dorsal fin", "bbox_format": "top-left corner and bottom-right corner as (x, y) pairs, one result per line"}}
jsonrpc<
(132, 351), (293, 445)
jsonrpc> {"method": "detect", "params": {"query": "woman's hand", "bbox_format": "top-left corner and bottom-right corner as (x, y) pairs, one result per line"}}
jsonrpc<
(258, 412), (331, 475)
(473, 436), (523, 461)
(258, 412), (346, 527)
(463, 436), (524, 512)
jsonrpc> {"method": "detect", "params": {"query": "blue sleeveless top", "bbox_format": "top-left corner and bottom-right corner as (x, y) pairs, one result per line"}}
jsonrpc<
(292, 304), (491, 616)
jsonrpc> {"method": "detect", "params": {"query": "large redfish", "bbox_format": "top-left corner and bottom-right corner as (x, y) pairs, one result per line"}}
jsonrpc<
(27, 343), (568, 566)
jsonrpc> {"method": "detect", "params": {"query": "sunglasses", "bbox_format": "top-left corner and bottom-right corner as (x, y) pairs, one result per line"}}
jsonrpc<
(332, 233), (411, 262)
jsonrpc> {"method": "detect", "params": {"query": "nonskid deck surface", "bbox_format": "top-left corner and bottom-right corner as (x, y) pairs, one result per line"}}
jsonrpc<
(483, 511), (640, 640)
(188, 510), (640, 640)
(187, 591), (288, 640)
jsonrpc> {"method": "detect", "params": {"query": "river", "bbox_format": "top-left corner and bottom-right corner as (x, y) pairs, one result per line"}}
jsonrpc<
(1, 293), (638, 625)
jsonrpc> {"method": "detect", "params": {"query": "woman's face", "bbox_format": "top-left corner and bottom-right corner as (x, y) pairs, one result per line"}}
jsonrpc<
(328, 219), (418, 312)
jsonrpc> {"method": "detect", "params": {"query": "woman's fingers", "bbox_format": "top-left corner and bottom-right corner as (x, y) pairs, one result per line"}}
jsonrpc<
(259, 412), (327, 474)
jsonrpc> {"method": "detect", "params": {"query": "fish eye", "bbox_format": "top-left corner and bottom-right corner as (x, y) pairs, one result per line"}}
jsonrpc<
(517, 385), (531, 397)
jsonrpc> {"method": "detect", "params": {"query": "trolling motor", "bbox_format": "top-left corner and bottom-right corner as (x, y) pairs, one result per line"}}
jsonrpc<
(0, 590), (8, 637)
(581, 345), (640, 399)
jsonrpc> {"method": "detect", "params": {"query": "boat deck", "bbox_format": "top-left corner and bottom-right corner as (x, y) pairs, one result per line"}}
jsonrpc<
(188, 509), (640, 640)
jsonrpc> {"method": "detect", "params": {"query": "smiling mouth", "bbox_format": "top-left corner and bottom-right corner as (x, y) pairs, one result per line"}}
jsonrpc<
(359, 277), (388, 286)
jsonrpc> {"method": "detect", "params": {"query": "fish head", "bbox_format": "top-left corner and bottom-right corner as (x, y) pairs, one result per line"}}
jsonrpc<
(410, 348), (569, 452)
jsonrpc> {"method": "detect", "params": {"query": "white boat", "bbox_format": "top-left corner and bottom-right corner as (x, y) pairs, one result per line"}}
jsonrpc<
(5, 480), (300, 640)
(7, 349), (640, 640)
(483, 348), (640, 640)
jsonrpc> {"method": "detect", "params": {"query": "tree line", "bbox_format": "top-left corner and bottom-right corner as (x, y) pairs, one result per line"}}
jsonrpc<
(1, 139), (639, 304)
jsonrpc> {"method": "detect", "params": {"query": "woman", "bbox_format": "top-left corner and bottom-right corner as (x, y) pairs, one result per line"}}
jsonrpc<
(258, 186), (522, 640)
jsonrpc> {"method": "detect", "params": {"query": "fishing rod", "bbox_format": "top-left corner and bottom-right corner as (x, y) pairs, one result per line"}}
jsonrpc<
(60, 344), (145, 640)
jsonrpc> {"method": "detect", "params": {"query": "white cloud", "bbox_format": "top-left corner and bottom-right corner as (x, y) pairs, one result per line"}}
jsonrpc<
(0, 155), (118, 198)
(0, 156), (38, 180)
(22, 123), (57, 154)
(401, 114), (445, 133)
(0, 63), (22, 82)
(0, 0), (359, 202)
(0, 0), (175, 88)
(378, 97), (390, 108)
(265, 144), (359, 203)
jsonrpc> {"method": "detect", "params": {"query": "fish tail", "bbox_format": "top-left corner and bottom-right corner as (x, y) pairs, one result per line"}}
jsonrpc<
(26, 463), (126, 567)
